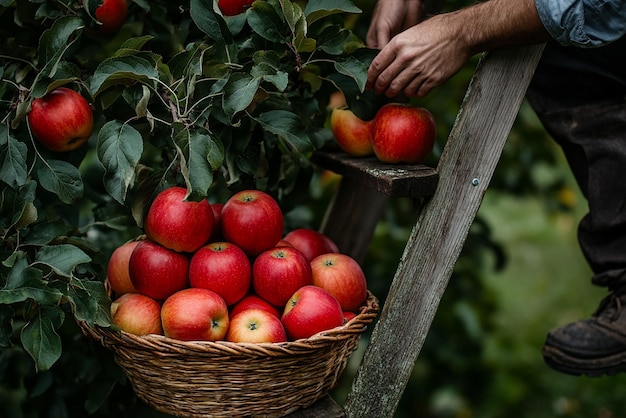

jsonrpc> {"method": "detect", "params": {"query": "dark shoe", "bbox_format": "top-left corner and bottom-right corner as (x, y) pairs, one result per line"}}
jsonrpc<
(542, 288), (626, 376)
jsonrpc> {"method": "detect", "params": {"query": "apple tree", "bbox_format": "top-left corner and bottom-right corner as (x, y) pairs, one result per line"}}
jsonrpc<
(0, 0), (376, 415)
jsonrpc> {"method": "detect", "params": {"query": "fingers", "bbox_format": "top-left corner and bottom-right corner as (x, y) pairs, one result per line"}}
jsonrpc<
(367, 50), (435, 98)
(366, 48), (398, 94)
(384, 66), (426, 98)
(403, 75), (432, 98)
(367, 43), (421, 98)
(366, 28), (391, 49)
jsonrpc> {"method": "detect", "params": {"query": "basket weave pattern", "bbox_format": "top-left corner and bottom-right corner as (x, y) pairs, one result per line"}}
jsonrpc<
(80, 291), (378, 418)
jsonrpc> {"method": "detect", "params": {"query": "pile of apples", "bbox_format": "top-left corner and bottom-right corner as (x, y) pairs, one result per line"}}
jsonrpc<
(330, 101), (436, 164)
(107, 187), (369, 344)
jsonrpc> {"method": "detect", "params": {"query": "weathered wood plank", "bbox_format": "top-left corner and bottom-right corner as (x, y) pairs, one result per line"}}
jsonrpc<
(343, 44), (546, 418)
(311, 149), (439, 200)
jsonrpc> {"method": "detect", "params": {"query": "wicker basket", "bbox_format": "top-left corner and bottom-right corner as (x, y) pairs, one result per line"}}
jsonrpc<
(79, 291), (378, 418)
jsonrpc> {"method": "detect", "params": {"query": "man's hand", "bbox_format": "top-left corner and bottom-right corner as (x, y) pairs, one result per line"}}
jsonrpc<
(366, 0), (423, 49)
(366, 0), (550, 98)
(367, 12), (471, 98)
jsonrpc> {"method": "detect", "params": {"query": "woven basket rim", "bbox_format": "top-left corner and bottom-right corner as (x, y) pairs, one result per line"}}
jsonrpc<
(80, 290), (379, 357)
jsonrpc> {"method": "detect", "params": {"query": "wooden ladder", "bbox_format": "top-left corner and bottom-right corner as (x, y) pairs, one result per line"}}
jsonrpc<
(287, 43), (546, 418)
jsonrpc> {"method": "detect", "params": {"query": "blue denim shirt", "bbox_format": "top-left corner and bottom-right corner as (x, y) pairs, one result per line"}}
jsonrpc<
(535, 0), (626, 47)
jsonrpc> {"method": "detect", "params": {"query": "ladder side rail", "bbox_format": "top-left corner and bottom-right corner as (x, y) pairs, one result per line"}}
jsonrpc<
(343, 43), (546, 418)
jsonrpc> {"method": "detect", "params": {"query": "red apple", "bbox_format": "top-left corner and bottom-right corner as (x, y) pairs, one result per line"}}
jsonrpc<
(310, 253), (367, 313)
(107, 240), (140, 296)
(161, 288), (229, 341)
(189, 241), (251, 306)
(327, 90), (347, 110)
(281, 285), (344, 341)
(221, 190), (284, 257)
(230, 294), (281, 319)
(27, 87), (94, 152)
(95, 0), (128, 35)
(144, 186), (214, 253)
(275, 239), (294, 248)
(128, 240), (189, 301)
(283, 228), (340, 262)
(330, 106), (374, 157)
(209, 202), (224, 242)
(370, 103), (436, 164)
(218, 0), (254, 16)
(110, 293), (163, 336)
(226, 309), (287, 343)
(343, 311), (357, 324)
(252, 246), (312, 307)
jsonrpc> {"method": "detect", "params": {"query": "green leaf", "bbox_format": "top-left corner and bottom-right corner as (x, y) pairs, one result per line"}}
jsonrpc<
(85, 280), (112, 327)
(281, 0), (301, 34)
(316, 25), (352, 55)
(253, 110), (313, 152)
(296, 37), (317, 53)
(0, 253), (63, 306)
(22, 221), (74, 246)
(34, 16), (84, 93)
(247, 1), (286, 43)
(190, 0), (233, 44)
(251, 50), (289, 92)
(21, 306), (64, 371)
(222, 73), (261, 120)
(0, 277), (63, 305)
(118, 35), (154, 52)
(168, 44), (206, 80)
(30, 64), (84, 99)
(97, 121), (143, 204)
(223, 11), (248, 35)
(304, 0), (361, 26)
(122, 84), (152, 119)
(280, 0), (315, 52)
(36, 159), (83, 204)
(328, 72), (386, 121)
(59, 278), (111, 327)
(84, 0), (100, 18)
(173, 123), (224, 200)
(0, 181), (37, 232)
(92, 200), (140, 232)
(0, 124), (28, 189)
(33, 244), (92, 278)
(89, 55), (159, 98)
(3, 254), (43, 289)
(334, 54), (370, 92)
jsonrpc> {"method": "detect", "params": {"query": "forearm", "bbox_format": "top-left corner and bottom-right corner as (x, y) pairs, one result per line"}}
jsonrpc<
(366, 0), (552, 98)
(451, 0), (551, 55)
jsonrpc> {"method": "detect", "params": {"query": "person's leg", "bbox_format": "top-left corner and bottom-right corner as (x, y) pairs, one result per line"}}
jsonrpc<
(526, 39), (626, 376)
(528, 96), (626, 286)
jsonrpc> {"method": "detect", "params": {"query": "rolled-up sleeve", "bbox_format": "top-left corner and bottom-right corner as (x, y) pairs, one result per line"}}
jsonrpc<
(535, 0), (626, 47)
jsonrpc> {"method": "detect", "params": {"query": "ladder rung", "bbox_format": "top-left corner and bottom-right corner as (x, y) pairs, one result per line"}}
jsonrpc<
(310, 149), (439, 199)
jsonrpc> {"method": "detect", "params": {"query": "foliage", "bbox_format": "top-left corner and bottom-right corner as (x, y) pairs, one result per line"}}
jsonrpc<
(0, 0), (376, 415)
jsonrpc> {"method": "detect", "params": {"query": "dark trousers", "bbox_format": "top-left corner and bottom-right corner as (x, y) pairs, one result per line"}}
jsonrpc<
(526, 38), (626, 289)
